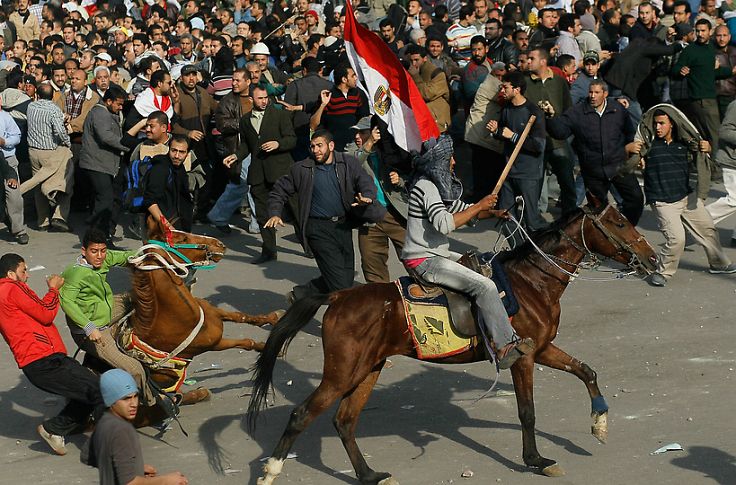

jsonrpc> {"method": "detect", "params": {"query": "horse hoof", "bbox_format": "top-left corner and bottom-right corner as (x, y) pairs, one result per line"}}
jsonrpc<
(180, 388), (211, 405)
(377, 477), (399, 485)
(541, 464), (565, 477)
(272, 310), (286, 321)
(591, 412), (608, 444)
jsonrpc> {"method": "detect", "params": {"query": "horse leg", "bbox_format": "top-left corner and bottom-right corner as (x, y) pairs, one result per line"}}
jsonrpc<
(511, 356), (565, 477)
(333, 361), (396, 485)
(199, 299), (284, 327)
(535, 343), (609, 443)
(258, 382), (345, 485)
(212, 337), (265, 352)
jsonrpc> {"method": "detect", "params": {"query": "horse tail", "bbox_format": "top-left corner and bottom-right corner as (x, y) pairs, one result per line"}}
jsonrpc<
(247, 292), (331, 432)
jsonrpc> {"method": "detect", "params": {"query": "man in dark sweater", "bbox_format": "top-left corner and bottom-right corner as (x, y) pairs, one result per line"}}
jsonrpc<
(672, 18), (736, 153)
(637, 110), (734, 287)
(266, 130), (383, 303)
(487, 71), (547, 232)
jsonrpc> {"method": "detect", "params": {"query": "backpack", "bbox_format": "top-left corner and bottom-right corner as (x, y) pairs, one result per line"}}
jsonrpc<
(123, 156), (156, 213)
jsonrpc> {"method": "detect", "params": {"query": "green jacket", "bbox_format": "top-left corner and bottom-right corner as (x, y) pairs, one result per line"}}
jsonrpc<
(524, 70), (572, 150)
(672, 42), (731, 100)
(60, 250), (136, 335)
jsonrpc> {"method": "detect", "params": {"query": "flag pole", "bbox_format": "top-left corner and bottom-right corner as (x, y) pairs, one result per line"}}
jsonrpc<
(491, 114), (537, 197)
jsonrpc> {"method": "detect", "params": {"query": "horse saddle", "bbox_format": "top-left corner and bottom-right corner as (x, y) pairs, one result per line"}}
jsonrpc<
(402, 251), (519, 338)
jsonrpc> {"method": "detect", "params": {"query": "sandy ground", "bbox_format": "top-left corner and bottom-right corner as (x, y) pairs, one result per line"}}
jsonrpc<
(0, 179), (734, 485)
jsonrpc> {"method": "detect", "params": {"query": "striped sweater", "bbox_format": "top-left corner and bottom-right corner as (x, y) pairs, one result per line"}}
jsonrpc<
(401, 178), (471, 260)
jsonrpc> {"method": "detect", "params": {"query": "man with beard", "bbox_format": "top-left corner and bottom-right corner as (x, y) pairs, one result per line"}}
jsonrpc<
(266, 130), (381, 302)
(672, 18), (736, 155)
(485, 18), (519, 70)
(142, 136), (194, 232)
(460, 36), (492, 113)
(224, 85), (297, 264)
(713, 25), (736, 120)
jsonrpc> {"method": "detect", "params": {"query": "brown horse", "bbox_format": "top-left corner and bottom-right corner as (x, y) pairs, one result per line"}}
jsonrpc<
(247, 203), (658, 484)
(122, 216), (282, 425)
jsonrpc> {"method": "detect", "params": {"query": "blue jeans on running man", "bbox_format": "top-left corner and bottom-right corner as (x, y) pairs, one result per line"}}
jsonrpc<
(207, 155), (259, 233)
(414, 256), (516, 348)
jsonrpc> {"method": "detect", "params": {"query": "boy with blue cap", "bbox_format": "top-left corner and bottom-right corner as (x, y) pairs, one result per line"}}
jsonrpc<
(86, 369), (188, 485)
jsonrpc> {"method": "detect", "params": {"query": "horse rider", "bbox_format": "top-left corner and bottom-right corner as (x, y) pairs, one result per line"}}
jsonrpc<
(0, 252), (103, 456)
(400, 135), (535, 369)
(60, 228), (157, 407)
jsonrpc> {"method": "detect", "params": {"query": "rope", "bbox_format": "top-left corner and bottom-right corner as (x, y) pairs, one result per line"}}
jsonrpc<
(127, 244), (191, 277)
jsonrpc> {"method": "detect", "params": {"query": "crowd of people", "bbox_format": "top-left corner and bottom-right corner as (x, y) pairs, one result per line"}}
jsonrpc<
(1, 0), (736, 480)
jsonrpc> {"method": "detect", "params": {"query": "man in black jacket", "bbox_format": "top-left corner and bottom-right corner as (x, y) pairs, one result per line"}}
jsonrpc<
(142, 136), (194, 232)
(485, 18), (519, 69)
(266, 130), (383, 302)
(544, 79), (644, 224)
(223, 85), (298, 264)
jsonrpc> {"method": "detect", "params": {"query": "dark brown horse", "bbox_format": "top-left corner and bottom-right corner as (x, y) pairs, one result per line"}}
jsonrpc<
(247, 203), (658, 484)
(123, 216), (282, 424)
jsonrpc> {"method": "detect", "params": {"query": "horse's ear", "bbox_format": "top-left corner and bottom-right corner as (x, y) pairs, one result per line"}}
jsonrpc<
(585, 191), (607, 213)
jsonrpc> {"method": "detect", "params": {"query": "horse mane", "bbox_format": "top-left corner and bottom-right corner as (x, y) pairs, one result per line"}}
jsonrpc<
(131, 269), (157, 334)
(497, 209), (585, 266)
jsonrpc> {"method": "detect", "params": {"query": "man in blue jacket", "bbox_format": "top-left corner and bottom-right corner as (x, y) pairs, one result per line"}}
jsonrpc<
(544, 79), (644, 224)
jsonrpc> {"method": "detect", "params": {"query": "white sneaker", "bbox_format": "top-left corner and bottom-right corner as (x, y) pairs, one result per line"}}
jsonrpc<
(37, 424), (66, 455)
(709, 263), (736, 274)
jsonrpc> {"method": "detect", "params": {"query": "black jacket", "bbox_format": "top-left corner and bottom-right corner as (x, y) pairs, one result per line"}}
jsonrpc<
(215, 92), (251, 182)
(142, 155), (193, 231)
(602, 37), (682, 99)
(487, 37), (520, 68)
(268, 152), (386, 251)
(546, 98), (635, 179)
(235, 105), (297, 185)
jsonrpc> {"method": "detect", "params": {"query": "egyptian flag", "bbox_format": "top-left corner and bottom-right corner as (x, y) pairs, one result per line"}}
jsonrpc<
(343, 2), (439, 153)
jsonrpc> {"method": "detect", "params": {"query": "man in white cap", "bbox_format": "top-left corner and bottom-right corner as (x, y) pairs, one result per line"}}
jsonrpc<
(87, 369), (188, 485)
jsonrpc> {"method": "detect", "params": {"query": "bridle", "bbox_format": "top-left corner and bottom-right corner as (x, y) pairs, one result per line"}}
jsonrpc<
(127, 234), (219, 276)
(579, 205), (650, 275)
(497, 205), (648, 281)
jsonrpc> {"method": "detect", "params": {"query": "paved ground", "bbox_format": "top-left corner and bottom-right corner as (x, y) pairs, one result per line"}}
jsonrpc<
(1, 179), (735, 485)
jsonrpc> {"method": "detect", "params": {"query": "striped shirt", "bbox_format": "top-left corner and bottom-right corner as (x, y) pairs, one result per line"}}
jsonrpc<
(643, 139), (691, 204)
(321, 86), (368, 151)
(401, 178), (471, 260)
(446, 23), (480, 67)
(27, 100), (71, 150)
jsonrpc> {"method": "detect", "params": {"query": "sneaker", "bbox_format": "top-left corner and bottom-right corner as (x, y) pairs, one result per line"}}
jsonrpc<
(37, 424), (66, 456)
(14, 233), (29, 245)
(648, 273), (667, 287)
(497, 337), (535, 370)
(709, 264), (736, 274)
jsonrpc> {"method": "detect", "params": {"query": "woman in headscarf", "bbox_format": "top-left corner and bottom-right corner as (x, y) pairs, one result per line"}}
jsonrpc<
(400, 135), (534, 369)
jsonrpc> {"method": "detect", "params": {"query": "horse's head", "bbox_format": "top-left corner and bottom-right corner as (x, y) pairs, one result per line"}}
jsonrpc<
(145, 215), (226, 265)
(580, 202), (657, 275)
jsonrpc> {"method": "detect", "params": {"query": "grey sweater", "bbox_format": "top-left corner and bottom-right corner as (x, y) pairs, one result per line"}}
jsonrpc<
(401, 178), (470, 260)
(79, 104), (129, 176)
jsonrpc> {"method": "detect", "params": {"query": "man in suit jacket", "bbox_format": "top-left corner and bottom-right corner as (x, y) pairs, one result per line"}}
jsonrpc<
(224, 85), (297, 264)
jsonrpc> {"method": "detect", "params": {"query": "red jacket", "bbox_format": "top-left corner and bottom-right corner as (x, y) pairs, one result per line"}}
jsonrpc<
(0, 278), (66, 368)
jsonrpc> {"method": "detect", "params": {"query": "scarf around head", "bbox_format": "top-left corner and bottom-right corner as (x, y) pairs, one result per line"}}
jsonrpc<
(410, 134), (462, 205)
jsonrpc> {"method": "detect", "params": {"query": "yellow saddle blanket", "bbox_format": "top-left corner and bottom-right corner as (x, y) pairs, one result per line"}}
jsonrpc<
(396, 280), (475, 360)
(119, 328), (191, 393)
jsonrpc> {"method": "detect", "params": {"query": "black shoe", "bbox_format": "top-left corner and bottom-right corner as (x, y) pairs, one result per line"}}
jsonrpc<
(49, 218), (70, 232)
(497, 337), (535, 370)
(14, 233), (29, 245)
(214, 224), (232, 234)
(251, 252), (277, 264)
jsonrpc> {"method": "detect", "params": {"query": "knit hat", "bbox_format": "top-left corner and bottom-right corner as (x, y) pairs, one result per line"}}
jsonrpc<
(100, 369), (139, 407)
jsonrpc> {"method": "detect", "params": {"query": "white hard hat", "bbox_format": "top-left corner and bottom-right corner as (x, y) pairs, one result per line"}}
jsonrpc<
(250, 42), (271, 56)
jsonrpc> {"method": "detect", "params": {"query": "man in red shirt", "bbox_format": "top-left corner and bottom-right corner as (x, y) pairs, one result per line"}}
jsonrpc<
(0, 253), (103, 456)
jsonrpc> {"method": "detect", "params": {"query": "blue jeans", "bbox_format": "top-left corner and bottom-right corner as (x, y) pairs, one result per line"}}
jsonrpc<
(415, 256), (516, 347)
(207, 155), (258, 233)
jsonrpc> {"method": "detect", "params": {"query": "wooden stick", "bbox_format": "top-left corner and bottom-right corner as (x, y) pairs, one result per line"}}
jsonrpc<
(491, 114), (537, 196)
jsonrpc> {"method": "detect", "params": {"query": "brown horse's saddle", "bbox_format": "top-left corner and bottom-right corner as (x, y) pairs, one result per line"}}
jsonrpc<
(403, 252), (506, 338)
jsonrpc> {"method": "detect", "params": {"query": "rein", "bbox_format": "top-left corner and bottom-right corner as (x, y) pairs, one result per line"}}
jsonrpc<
(503, 207), (640, 282)
(127, 238), (217, 275)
